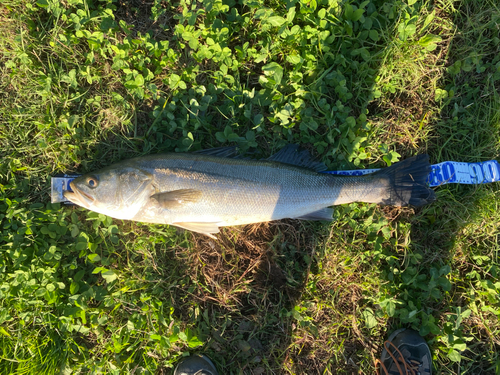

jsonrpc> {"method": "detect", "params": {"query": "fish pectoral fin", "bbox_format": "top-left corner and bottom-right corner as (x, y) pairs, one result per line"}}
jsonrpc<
(296, 207), (334, 221)
(172, 222), (220, 239)
(150, 189), (202, 209)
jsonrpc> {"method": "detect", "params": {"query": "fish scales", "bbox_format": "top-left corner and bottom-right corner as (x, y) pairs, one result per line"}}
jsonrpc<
(135, 155), (370, 225)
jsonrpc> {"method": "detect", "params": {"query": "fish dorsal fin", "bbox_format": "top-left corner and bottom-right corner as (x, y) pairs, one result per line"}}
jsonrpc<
(172, 222), (220, 239)
(296, 207), (334, 221)
(151, 189), (202, 209)
(195, 146), (239, 158)
(267, 144), (327, 172)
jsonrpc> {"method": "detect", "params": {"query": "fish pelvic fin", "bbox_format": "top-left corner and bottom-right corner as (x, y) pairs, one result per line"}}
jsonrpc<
(373, 154), (435, 207)
(172, 222), (220, 239)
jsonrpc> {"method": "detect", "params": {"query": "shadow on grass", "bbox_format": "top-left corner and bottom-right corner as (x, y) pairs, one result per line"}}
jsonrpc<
(152, 220), (331, 374)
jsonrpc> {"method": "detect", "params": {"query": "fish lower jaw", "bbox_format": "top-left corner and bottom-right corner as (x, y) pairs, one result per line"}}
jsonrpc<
(63, 191), (82, 206)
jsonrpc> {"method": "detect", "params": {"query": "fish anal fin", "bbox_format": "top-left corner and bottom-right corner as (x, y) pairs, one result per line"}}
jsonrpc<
(173, 222), (220, 239)
(151, 189), (202, 209)
(296, 207), (334, 221)
(268, 144), (327, 172)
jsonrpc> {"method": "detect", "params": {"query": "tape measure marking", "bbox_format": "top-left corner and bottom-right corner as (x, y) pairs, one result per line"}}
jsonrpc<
(324, 160), (500, 187)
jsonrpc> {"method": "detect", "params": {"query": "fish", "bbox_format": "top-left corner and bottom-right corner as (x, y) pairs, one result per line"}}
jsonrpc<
(64, 145), (435, 238)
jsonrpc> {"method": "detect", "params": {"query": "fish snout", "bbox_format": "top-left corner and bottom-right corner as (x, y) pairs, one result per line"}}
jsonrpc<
(64, 181), (95, 207)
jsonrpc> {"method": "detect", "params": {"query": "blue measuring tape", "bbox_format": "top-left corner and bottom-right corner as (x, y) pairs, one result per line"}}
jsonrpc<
(325, 160), (500, 187)
(51, 160), (500, 203)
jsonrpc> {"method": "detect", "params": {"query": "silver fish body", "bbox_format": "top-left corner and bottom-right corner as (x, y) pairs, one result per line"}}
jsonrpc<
(64, 145), (435, 237)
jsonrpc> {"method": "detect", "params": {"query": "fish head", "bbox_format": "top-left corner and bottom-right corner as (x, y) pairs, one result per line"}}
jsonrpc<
(64, 166), (154, 220)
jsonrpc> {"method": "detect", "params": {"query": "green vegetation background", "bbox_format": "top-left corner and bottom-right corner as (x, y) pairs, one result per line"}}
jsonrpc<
(0, 0), (499, 373)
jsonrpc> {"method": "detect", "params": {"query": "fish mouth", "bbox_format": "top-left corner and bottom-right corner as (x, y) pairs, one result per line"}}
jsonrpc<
(64, 182), (95, 207)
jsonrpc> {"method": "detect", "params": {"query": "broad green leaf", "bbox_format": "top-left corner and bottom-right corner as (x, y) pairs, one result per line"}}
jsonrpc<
(266, 16), (286, 27)
(87, 253), (101, 263)
(168, 74), (181, 89)
(223, 125), (232, 138)
(75, 242), (87, 251)
(369, 30), (379, 41)
(344, 4), (353, 20)
(363, 308), (377, 328)
(408, 310), (418, 319)
(419, 34), (442, 51)
(345, 116), (356, 128)
(181, 31), (193, 42)
(419, 324), (430, 336)
(352, 8), (365, 22)
(292, 309), (303, 321)
(134, 74), (145, 86)
(453, 342), (467, 351)
(300, 0), (317, 13)
(448, 349), (461, 362)
(100, 17), (116, 31)
(188, 38), (199, 50)
(227, 133), (242, 142)
(286, 54), (302, 65)
(74, 270), (85, 282)
(405, 24), (416, 36)
(102, 270), (117, 283)
(188, 336), (203, 348)
(460, 309), (472, 318)
(363, 17), (373, 29)
(70, 281), (80, 294)
(262, 62), (283, 85)
(398, 23), (417, 41)
(386, 300), (396, 317)
(253, 114), (264, 126)
(70, 225), (79, 237)
(215, 132), (226, 143)
(169, 333), (179, 343)
(422, 10), (435, 31)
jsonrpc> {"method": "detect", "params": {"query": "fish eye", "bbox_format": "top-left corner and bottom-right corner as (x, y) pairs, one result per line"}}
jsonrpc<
(86, 176), (99, 188)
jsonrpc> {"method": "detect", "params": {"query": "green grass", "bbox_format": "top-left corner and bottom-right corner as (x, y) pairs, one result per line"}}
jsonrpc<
(1, 0), (499, 374)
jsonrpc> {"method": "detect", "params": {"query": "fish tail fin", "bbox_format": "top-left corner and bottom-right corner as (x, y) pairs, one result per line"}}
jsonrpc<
(373, 154), (435, 207)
